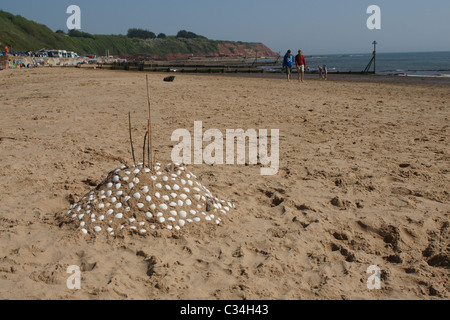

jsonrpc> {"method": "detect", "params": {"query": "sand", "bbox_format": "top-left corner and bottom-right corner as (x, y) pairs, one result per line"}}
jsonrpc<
(0, 67), (448, 300)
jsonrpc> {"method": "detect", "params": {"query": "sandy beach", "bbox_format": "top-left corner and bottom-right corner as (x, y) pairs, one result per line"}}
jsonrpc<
(0, 67), (448, 300)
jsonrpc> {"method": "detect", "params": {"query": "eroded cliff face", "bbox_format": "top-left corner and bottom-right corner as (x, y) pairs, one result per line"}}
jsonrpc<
(120, 42), (278, 61)
(217, 42), (278, 58)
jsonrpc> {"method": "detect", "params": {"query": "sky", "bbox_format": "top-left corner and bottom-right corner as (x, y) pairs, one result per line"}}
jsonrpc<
(1, 0), (450, 54)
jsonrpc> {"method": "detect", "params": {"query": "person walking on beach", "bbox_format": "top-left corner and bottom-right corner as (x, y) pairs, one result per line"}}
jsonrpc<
(318, 65), (324, 80)
(282, 50), (295, 82)
(323, 65), (328, 80)
(295, 50), (306, 83)
(4, 46), (9, 55)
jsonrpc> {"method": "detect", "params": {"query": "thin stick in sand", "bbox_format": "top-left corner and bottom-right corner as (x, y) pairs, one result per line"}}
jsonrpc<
(128, 112), (136, 166)
(146, 75), (153, 170)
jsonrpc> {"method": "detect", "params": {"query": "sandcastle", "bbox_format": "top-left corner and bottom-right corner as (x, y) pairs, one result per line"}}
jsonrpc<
(64, 76), (235, 236)
(65, 162), (235, 236)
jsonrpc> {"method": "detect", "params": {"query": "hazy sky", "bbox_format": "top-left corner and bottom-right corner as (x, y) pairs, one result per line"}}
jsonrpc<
(1, 0), (449, 54)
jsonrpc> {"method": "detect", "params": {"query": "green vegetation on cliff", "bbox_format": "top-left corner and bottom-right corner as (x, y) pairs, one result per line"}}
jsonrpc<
(0, 10), (275, 57)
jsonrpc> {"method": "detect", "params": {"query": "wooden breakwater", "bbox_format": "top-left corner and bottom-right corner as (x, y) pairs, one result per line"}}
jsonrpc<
(94, 58), (281, 74)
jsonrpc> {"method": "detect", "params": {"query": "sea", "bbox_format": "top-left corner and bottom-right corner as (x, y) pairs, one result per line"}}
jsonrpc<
(262, 51), (450, 78)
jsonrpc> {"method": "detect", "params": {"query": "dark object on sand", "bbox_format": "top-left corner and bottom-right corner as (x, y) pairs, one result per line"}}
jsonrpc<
(164, 76), (175, 82)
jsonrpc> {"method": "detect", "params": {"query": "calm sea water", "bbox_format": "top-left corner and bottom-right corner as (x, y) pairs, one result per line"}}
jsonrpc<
(264, 51), (450, 77)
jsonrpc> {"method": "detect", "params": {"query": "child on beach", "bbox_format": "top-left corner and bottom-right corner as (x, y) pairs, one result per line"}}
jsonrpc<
(323, 65), (328, 80)
(318, 65), (324, 79)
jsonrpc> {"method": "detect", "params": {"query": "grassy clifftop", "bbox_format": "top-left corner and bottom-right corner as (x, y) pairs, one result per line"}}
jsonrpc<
(0, 10), (277, 58)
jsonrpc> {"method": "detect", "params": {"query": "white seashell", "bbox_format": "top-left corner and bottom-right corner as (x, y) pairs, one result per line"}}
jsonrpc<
(180, 194), (188, 200)
(116, 183), (122, 190)
(178, 220), (186, 227)
(169, 202), (177, 207)
(107, 209), (114, 215)
(224, 206), (230, 211)
(167, 225), (173, 230)
(168, 217), (176, 222)
(122, 176), (129, 181)
(155, 183), (162, 189)
(179, 211), (187, 218)
(173, 184), (180, 191)
(133, 177), (140, 184)
(186, 174), (191, 179)
(187, 219), (193, 223)
(139, 222), (145, 226)
(140, 229), (147, 234)
(151, 176), (157, 181)
(175, 226), (181, 231)
(171, 193), (177, 198)
(157, 171), (162, 176)
(159, 204), (168, 210)
(113, 176), (120, 182)
(171, 174), (178, 178)
(150, 225), (156, 230)
(181, 179), (187, 185)
(186, 199), (192, 206)
(165, 185), (171, 191)
(205, 216), (212, 221)
(133, 169), (140, 174)
(155, 166), (161, 171)
(146, 212), (153, 218)
(137, 203), (144, 209)
(116, 190), (123, 196)
(190, 210), (197, 215)
(193, 187), (201, 192)
(159, 217), (166, 223)
(94, 226), (102, 233)
(82, 229), (88, 234)
(125, 171), (131, 175)
(125, 207), (131, 212)
(178, 200), (184, 206)
(106, 190), (112, 197)
(197, 204), (203, 209)
(144, 168), (151, 173)
(107, 228), (114, 233)
(115, 213), (123, 219)
(116, 203), (123, 209)
(145, 195), (152, 202)
(124, 196), (131, 202)
(194, 217), (201, 222)
(107, 183), (113, 188)
(162, 176), (169, 182)
(183, 188), (190, 193)
(129, 218), (136, 223)
(98, 203), (105, 209)
(133, 193), (141, 199)
(78, 214), (85, 220)
(188, 180), (193, 186)
(130, 226), (137, 230)
(150, 204), (156, 210)
(99, 215), (105, 221)
(111, 197), (117, 203)
(80, 222), (86, 227)
(156, 212), (163, 217)
(141, 186), (149, 193)
(128, 183), (135, 189)
(170, 210), (177, 216)
(162, 195), (170, 201)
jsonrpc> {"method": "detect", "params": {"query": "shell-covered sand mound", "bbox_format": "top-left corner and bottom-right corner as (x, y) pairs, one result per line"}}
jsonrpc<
(64, 162), (235, 236)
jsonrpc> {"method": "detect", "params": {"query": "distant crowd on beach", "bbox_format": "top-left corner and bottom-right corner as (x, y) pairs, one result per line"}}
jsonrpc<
(282, 49), (328, 82)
